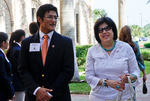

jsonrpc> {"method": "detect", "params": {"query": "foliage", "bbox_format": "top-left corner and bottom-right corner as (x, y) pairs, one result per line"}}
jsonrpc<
(93, 9), (107, 22)
(76, 45), (92, 69)
(76, 45), (92, 57)
(129, 25), (142, 37)
(129, 24), (150, 37)
(142, 24), (150, 37)
(77, 57), (86, 67)
(144, 43), (150, 48)
(141, 51), (150, 60)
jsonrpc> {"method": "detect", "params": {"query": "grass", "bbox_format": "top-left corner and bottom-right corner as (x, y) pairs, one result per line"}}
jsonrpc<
(78, 66), (85, 72)
(69, 74), (91, 94)
(140, 48), (150, 52)
(140, 61), (150, 77)
(69, 61), (150, 94)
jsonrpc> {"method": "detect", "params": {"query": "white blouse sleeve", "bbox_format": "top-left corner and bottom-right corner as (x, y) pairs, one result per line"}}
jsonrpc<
(85, 48), (101, 92)
(127, 45), (140, 86)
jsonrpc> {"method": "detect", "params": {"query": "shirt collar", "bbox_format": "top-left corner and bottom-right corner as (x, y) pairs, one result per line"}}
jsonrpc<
(39, 30), (54, 39)
(0, 48), (5, 54)
(15, 42), (21, 47)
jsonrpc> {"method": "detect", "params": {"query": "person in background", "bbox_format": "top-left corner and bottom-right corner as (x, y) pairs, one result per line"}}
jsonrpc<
(0, 32), (15, 101)
(18, 4), (74, 101)
(6, 29), (26, 101)
(85, 16), (140, 101)
(119, 25), (147, 96)
(29, 22), (39, 36)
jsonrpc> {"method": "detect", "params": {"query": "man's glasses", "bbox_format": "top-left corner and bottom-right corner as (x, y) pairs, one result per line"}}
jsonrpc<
(44, 15), (59, 20)
(99, 26), (112, 33)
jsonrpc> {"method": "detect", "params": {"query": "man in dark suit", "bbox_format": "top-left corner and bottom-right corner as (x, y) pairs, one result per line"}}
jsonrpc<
(18, 4), (74, 101)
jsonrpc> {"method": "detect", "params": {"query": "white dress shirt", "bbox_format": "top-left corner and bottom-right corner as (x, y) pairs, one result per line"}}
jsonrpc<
(0, 48), (10, 62)
(39, 30), (53, 50)
(33, 30), (54, 97)
(85, 40), (140, 101)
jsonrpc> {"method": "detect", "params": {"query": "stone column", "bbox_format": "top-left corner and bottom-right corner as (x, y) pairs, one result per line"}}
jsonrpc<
(118, 0), (127, 31)
(60, 0), (80, 82)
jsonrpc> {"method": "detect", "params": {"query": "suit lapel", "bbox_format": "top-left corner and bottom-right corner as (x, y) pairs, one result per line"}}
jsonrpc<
(31, 32), (43, 68)
(44, 31), (59, 69)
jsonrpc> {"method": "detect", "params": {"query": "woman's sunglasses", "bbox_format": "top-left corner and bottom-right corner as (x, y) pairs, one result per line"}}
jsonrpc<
(99, 26), (112, 33)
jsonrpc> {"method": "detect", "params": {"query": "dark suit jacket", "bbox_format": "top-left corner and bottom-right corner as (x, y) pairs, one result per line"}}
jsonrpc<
(18, 31), (74, 101)
(7, 43), (25, 91)
(0, 50), (14, 100)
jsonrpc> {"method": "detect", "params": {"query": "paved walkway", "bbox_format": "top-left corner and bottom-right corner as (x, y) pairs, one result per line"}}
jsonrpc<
(71, 74), (150, 101)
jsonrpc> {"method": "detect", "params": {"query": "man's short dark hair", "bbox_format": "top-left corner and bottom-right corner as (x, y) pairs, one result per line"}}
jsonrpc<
(29, 22), (39, 35)
(94, 16), (118, 43)
(0, 32), (8, 47)
(36, 4), (58, 26)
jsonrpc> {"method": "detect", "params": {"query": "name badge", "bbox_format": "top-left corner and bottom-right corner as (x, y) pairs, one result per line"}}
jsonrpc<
(29, 43), (40, 52)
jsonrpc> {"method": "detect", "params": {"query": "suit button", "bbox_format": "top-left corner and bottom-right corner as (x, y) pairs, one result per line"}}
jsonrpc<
(11, 82), (13, 84)
(42, 86), (44, 88)
(42, 74), (44, 77)
(11, 74), (13, 76)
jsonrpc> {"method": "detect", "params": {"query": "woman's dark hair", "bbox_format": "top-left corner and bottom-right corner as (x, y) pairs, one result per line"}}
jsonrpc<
(6, 29), (25, 56)
(94, 16), (118, 43)
(36, 4), (58, 27)
(119, 26), (135, 47)
(0, 32), (8, 47)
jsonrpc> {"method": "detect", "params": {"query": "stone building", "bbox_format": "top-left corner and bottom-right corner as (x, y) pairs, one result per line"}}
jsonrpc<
(0, 0), (95, 45)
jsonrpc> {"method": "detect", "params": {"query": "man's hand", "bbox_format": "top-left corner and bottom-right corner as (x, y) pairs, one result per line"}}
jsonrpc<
(9, 95), (15, 100)
(36, 88), (53, 101)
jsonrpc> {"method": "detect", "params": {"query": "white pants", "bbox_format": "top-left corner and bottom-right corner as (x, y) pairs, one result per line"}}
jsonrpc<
(10, 91), (25, 101)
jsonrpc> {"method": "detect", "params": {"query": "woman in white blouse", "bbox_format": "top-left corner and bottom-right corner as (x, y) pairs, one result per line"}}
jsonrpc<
(85, 17), (140, 101)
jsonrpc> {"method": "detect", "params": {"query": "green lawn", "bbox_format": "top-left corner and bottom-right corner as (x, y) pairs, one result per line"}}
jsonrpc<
(69, 74), (90, 94)
(141, 61), (150, 77)
(69, 61), (150, 94)
(140, 48), (150, 52)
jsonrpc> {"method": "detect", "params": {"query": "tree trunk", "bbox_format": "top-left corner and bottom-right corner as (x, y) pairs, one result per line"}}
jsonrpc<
(60, 0), (80, 82)
(118, 0), (127, 31)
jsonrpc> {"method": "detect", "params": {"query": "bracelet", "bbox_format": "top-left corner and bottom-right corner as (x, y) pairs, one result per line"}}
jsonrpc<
(131, 74), (137, 83)
(103, 79), (108, 87)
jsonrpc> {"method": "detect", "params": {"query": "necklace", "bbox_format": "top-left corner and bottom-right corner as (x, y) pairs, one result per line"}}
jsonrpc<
(100, 41), (116, 51)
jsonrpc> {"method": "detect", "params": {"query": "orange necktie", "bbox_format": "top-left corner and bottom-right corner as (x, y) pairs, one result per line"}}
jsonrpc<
(42, 35), (49, 66)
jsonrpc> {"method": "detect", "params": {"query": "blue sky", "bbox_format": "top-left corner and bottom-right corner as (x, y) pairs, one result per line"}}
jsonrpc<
(93, 0), (150, 28)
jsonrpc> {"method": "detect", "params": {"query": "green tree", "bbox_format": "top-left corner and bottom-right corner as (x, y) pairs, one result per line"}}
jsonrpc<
(130, 25), (142, 37)
(142, 24), (150, 37)
(93, 9), (107, 22)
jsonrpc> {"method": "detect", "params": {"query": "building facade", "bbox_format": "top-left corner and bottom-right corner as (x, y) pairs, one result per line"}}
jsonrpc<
(0, 0), (95, 45)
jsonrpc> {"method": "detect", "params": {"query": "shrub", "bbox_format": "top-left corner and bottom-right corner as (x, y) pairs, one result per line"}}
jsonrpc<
(76, 45), (92, 57)
(141, 51), (150, 60)
(144, 43), (150, 48)
(77, 57), (86, 66)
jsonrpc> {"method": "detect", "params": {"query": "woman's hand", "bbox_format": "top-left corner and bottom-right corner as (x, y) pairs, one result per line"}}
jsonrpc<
(119, 74), (137, 83)
(106, 80), (125, 91)
(119, 74), (129, 83)
(143, 74), (147, 81)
